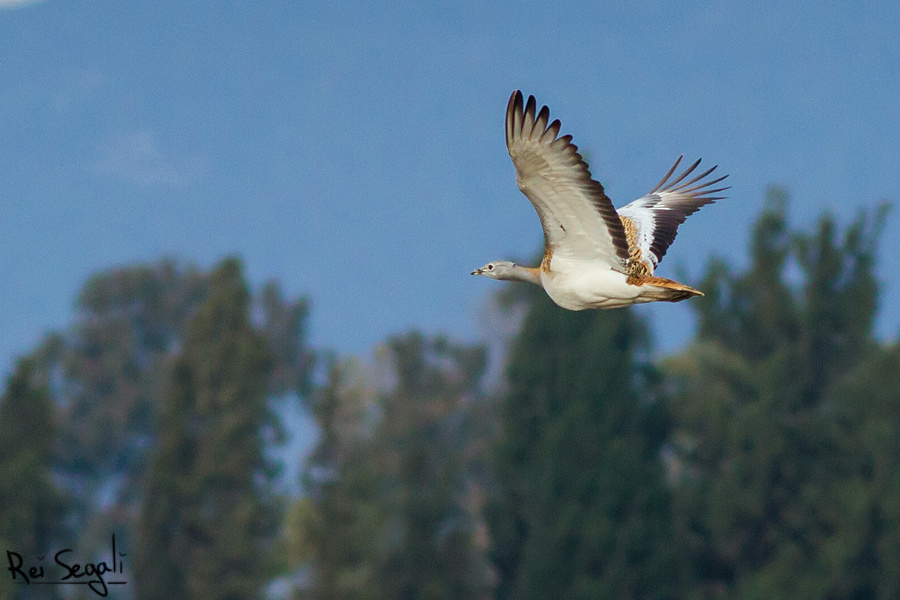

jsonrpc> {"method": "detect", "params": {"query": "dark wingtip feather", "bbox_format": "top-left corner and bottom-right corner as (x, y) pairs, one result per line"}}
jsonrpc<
(506, 90), (522, 147)
(703, 186), (731, 195)
(507, 90), (522, 121)
(665, 158), (702, 189)
(506, 91), (522, 146)
(677, 176), (730, 196)
(649, 155), (683, 194)
(534, 105), (550, 138)
(524, 95), (536, 119)
(522, 95), (537, 139)
(668, 164), (718, 192)
(541, 118), (562, 143)
(639, 158), (731, 266)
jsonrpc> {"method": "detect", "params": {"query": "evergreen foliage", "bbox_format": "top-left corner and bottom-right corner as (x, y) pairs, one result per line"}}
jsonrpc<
(374, 333), (491, 600)
(135, 258), (281, 600)
(297, 357), (381, 600)
(3, 190), (900, 600)
(0, 359), (67, 600)
(487, 282), (681, 600)
(15, 258), (310, 586)
(666, 189), (894, 599)
(299, 334), (493, 600)
(48, 261), (211, 554)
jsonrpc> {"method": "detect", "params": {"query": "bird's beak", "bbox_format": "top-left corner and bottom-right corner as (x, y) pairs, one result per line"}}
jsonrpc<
(471, 268), (483, 275)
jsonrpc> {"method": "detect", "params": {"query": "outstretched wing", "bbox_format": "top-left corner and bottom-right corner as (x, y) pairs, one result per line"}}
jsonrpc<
(618, 155), (729, 272)
(506, 90), (629, 270)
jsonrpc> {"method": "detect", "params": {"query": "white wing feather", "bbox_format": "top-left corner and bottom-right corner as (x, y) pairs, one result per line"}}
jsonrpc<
(618, 155), (729, 273)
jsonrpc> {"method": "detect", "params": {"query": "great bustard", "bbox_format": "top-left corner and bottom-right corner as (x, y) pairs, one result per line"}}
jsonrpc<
(472, 90), (728, 310)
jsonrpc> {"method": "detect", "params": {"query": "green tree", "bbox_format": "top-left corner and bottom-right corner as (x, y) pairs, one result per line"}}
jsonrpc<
(487, 282), (680, 600)
(821, 341), (900, 599)
(297, 357), (381, 600)
(0, 359), (68, 600)
(259, 281), (314, 398)
(135, 257), (280, 600)
(374, 333), (491, 600)
(29, 260), (212, 559)
(666, 190), (892, 599)
(298, 334), (492, 600)
(20, 258), (310, 577)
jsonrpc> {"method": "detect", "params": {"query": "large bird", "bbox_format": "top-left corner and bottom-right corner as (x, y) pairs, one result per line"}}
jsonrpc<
(472, 90), (728, 310)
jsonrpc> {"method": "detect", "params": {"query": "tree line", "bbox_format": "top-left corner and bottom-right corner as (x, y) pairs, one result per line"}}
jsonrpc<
(1, 189), (898, 599)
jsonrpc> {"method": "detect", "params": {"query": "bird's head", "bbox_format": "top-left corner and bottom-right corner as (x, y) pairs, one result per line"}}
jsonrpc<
(471, 260), (517, 280)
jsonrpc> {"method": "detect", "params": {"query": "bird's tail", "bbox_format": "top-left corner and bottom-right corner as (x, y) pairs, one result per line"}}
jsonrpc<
(633, 275), (704, 303)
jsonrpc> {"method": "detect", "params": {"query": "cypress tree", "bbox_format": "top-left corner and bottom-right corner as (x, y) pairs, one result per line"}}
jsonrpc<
(666, 191), (891, 598)
(300, 334), (492, 600)
(135, 257), (278, 600)
(21, 259), (309, 571)
(374, 333), (490, 600)
(29, 260), (213, 564)
(488, 284), (680, 600)
(300, 358), (380, 600)
(0, 359), (67, 600)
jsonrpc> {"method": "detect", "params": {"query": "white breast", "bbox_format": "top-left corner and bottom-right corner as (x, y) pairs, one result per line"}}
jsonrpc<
(539, 256), (642, 310)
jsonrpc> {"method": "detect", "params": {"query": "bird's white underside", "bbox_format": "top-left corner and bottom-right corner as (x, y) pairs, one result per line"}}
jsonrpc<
(540, 255), (667, 310)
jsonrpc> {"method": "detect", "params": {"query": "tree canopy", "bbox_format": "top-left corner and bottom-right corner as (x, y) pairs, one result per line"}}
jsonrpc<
(2, 190), (898, 599)
(666, 189), (896, 599)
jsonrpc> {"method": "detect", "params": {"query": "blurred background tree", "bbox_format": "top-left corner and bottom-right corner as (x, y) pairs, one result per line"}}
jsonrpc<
(296, 334), (493, 600)
(665, 189), (895, 599)
(372, 333), (492, 600)
(0, 359), (68, 600)
(294, 357), (382, 600)
(31, 261), (213, 560)
(2, 192), (899, 600)
(5, 257), (311, 599)
(135, 258), (281, 600)
(487, 275), (682, 600)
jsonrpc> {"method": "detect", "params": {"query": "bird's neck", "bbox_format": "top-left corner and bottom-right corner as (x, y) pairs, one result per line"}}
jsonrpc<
(502, 265), (542, 286)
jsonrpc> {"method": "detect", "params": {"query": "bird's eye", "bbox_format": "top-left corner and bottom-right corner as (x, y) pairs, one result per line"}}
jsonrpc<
(488, 264), (494, 270)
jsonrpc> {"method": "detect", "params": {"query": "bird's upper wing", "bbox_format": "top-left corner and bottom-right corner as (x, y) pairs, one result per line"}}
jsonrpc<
(617, 155), (729, 272)
(506, 90), (629, 270)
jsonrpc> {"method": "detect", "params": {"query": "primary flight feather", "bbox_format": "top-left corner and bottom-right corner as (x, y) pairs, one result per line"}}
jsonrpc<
(472, 90), (728, 310)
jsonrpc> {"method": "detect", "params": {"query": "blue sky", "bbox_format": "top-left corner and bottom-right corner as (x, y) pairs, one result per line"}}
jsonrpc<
(2, 0), (899, 377)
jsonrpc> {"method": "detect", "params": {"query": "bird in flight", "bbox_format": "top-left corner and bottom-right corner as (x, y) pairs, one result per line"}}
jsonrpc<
(472, 90), (728, 310)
